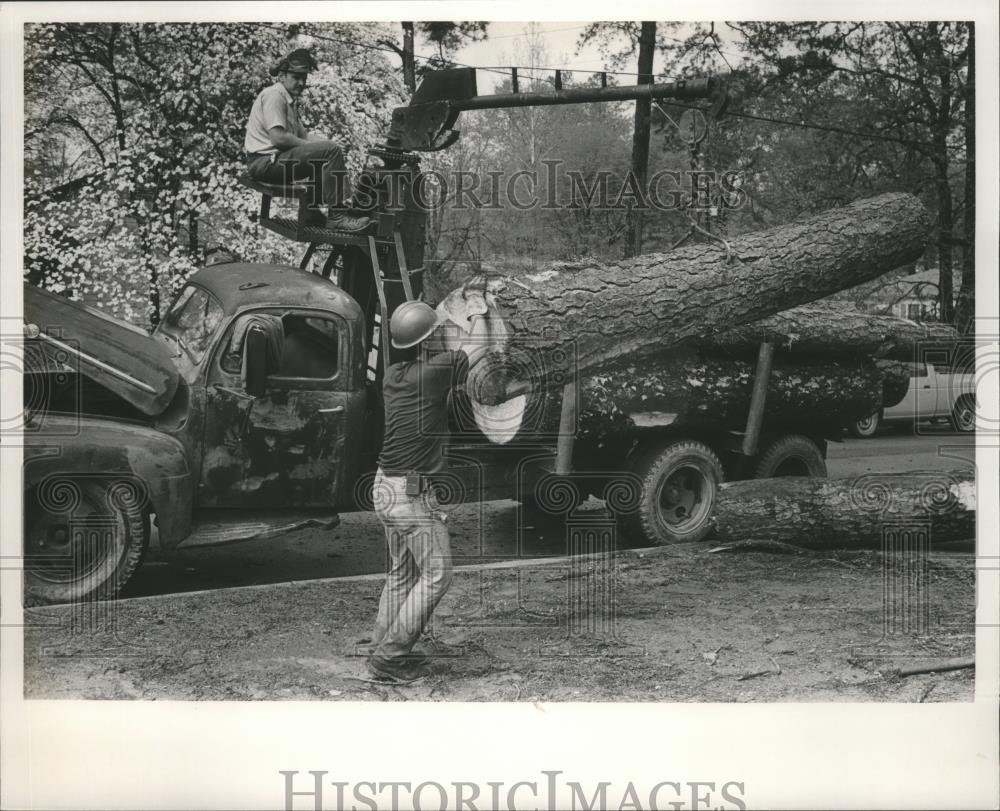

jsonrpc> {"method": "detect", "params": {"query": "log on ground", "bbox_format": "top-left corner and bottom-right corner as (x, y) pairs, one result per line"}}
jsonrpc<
(713, 470), (975, 548)
(438, 192), (930, 407)
(691, 300), (960, 360)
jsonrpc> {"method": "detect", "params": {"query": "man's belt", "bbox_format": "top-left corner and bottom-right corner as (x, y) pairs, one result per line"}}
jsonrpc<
(382, 471), (441, 497)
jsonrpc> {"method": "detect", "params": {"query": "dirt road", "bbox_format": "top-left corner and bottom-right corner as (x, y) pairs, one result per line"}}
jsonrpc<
(24, 541), (974, 702)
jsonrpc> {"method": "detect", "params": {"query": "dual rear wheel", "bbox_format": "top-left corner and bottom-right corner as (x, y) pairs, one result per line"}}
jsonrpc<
(618, 433), (826, 547)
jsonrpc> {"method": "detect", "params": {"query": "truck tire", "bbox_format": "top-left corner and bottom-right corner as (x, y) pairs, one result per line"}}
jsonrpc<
(753, 434), (827, 478)
(849, 412), (880, 438)
(619, 439), (723, 546)
(24, 478), (148, 605)
(950, 396), (976, 433)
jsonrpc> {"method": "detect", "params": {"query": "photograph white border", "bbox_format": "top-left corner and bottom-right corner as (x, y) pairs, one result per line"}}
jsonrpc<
(2, 2), (998, 809)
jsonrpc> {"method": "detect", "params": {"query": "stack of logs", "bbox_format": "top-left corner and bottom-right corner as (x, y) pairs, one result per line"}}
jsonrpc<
(435, 192), (956, 446)
(431, 192), (975, 547)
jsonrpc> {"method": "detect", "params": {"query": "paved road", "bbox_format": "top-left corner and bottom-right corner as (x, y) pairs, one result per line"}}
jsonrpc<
(122, 432), (976, 599)
(826, 431), (975, 477)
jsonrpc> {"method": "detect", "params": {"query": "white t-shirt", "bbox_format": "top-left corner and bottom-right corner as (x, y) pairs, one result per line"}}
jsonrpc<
(244, 82), (307, 155)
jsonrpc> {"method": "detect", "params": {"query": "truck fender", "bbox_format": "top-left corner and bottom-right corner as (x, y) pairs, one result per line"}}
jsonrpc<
(23, 416), (193, 550)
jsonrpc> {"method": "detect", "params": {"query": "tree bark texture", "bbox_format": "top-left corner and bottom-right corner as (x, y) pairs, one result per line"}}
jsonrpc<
(691, 300), (959, 360)
(713, 469), (975, 548)
(956, 22), (975, 336)
(624, 21), (656, 259)
(450, 350), (904, 446)
(575, 351), (885, 440)
(401, 22), (416, 93)
(877, 359), (913, 410)
(439, 193), (931, 405)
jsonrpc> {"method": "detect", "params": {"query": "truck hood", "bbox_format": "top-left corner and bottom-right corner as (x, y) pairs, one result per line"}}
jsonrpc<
(24, 283), (180, 417)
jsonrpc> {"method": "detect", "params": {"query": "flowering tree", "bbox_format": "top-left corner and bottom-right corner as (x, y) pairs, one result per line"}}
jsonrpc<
(24, 22), (405, 327)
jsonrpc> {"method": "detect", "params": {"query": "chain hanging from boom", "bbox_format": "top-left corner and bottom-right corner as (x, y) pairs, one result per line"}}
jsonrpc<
(653, 100), (735, 263)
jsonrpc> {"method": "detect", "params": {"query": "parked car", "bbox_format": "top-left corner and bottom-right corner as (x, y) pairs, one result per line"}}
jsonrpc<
(850, 361), (977, 437)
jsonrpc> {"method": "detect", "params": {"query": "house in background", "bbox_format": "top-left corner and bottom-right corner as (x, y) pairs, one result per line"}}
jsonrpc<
(856, 266), (961, 323)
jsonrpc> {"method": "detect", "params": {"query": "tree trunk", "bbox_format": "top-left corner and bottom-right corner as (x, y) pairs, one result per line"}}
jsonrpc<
(401, 22), (416, 94)
(691, 300), (959, 360)
(188, 211), (200, 261)
(956, 22), (975, 336)
(876, 359), (912, 409)
(926, 23), (956, 325)
(139, 220), (160, 328)
(450, 351), (912, 446)
(439, 192), (931, 405)
(935, 162), (955, 324)
(624, 21), (656, 259)
(713, 470), (975, 548)
(575, 352), (884, 439)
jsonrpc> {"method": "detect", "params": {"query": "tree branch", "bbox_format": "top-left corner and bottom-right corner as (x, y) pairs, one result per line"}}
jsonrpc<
(49, 115), (107, 164)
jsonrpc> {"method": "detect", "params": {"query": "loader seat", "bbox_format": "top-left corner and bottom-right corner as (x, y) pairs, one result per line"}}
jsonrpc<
(238, 173), (393, 244)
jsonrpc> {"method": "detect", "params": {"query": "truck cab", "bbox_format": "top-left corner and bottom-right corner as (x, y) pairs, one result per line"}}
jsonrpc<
(22, 263), (385, 604)
(151, 263), (373, 511)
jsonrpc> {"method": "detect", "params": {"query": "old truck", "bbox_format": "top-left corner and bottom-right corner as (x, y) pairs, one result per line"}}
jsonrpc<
(21, 68), (839, 603)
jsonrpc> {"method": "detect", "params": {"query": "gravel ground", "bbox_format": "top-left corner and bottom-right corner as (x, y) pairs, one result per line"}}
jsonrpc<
(23, 541), (975, 702)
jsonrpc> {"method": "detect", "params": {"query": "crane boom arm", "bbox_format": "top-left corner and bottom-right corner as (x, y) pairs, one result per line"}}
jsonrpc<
(387, 67), (728, 152)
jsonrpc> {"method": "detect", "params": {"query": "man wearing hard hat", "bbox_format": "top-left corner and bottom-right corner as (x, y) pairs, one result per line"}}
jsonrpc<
(366, 301), (469, 684)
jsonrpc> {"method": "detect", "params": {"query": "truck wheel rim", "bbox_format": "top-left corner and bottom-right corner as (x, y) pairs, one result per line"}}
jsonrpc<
(956, 404), (975, 431)
(26, 498), (124, 584)
(656, 465), (711, 531)
(856, 415), (876, 432)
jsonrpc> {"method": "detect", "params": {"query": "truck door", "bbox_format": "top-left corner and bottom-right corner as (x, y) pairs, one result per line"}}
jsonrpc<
(890, 362), (931, 422)
(925, 363), (948, 418)
(913, 362), (938, 418)
(200, 309), (363, 509)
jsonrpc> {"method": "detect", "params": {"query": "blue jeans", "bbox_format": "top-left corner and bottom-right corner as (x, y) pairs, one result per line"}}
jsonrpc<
(245, 140), (350, 207)
(371, 469), (453, 661)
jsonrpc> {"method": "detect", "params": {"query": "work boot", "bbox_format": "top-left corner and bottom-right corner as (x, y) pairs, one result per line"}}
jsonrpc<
(301, 206), (327, 228)
(327, 207), (372, 232)
(367, 655), (428, 684)
(354, 638), (427, 665)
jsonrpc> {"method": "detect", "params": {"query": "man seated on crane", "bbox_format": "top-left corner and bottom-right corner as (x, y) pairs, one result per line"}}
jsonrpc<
(245, 48), (371, 232)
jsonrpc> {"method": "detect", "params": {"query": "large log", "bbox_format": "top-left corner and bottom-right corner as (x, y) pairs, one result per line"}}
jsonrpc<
(577, 352), (885, 440)
(449, 350), (894, 445)
(438, 193), (930, 407)
(877, 359), (912, 409)
(691, 300), (960, 360)
(713, 470), (975, 548)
